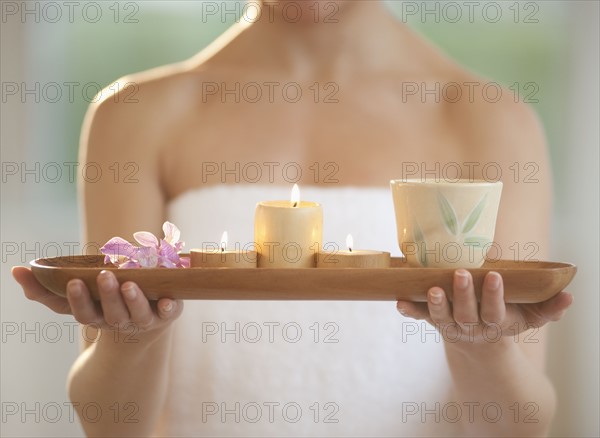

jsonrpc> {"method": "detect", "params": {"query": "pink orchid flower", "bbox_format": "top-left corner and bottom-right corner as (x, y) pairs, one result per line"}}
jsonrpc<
(100, 221), (190, 269)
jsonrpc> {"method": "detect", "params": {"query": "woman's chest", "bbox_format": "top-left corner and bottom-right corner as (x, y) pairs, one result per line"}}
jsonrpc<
(159, 92), (469, 200)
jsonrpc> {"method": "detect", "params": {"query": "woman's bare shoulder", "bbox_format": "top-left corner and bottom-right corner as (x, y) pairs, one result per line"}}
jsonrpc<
(85, 62), (198, 126)
(85, 23), (246, 131)
(393, 25), (547, 160)
(79, 56), (234, 161)
(441, 66), (547, 161)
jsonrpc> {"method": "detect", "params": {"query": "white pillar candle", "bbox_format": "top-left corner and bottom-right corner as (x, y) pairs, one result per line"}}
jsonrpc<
(255, 184), (323, 268)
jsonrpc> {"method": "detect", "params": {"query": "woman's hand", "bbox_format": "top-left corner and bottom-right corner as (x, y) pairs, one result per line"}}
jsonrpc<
(396, 269), (573, 345)
(12, 266), (183, 342)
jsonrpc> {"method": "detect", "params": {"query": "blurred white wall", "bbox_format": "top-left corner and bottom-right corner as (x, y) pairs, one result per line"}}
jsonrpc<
(547, 2), (600, 437)
(1, 10), (83, 438)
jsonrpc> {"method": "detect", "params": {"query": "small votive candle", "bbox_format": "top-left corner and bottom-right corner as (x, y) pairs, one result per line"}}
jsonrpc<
(191, 232), (257, 268)
(317, 234), (391, 268)
(255, 184), (323, 268)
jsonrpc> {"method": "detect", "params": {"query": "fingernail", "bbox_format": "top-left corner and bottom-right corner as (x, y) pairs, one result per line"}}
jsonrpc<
(68, 281), (82, 298)
(99, 270), (116, 287)
(397, 306), (408, 316)
(122, 284), (136, 301)
(488, 272), (501, 290)
(162, 301), (173, 313)
(430, 290), (443, 305)
(455, 270), (469, 289)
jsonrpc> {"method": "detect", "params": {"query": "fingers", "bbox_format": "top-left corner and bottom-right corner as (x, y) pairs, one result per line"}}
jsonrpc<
(67, 279), (102, 325)
(539, 291), (573, 322)
(97, 270), (130, 328)
(396, 300), (429, 320)
(120, 282), (183, 328)
(157, 298), (184, 321)
(15, 266), (183, 334)
(451, 269), (479, 328)
(479, 271), (506, 325)
(427, 287), (453, 325)
(121, 282), (155, 329)
(398, 268), (571, 344)
(12, 266), (72, 314)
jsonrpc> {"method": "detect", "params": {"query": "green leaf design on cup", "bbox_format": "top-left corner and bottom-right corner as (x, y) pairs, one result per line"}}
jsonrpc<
(413, 218), (424, 243)
(419, 243), (428, 267)
(462, 194), (488, 234)
(412, 219), (428, 267)
(437, 192), (458, 235)
(463, 236), (492, 247)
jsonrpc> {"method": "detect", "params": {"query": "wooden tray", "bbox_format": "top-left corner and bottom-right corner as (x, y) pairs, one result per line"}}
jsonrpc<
(29, 255), (576, 303)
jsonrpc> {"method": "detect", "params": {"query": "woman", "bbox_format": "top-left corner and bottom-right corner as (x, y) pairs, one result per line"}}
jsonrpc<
(13, 1), (572, 436)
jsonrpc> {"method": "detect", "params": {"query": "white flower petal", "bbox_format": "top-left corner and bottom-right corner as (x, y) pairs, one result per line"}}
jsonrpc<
(163, 221), (181, 244)
(133, 231), (159, 248)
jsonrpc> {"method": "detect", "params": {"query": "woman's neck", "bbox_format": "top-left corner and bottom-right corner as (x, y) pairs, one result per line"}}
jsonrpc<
(212, 1), (417, 79)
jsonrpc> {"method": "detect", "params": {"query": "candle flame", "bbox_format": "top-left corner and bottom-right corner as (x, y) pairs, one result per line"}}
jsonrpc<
(346, 234), (354, 252)
(291, 184), (300, 207)
(220, 231), (228, 252)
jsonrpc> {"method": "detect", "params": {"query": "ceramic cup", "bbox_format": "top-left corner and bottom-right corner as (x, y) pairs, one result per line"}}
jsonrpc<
(390, 179), (503, 268)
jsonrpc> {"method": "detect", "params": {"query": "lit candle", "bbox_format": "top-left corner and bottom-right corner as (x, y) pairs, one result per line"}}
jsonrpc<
(191, 231), (257, 268)
(317, 234), (391, 268)
(255, 184), (323, 268)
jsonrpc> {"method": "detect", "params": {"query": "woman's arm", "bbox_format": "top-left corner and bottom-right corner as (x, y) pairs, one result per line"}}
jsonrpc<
(66, 77), (182, 436)
(397, 98), (572, 436)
